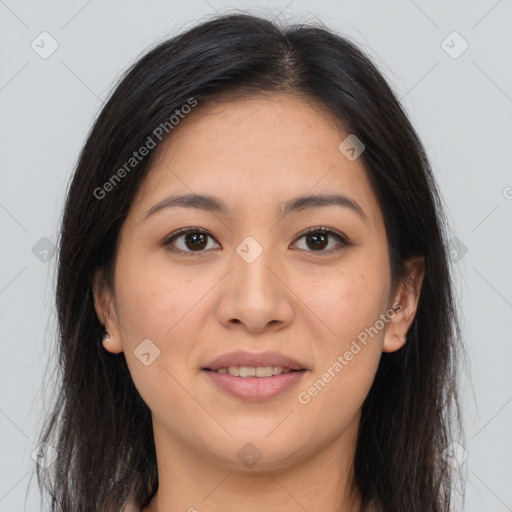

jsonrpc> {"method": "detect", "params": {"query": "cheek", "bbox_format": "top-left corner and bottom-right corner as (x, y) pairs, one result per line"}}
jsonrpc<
(295, 254), (390, 350)
(291, 252), (390, 410)
(112, 250), (209, 399)
(113, 248), (190, 338)
(293, 276), (387, 433)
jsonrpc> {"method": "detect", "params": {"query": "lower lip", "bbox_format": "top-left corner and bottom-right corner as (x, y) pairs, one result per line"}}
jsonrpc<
(203, 370), (307, 401)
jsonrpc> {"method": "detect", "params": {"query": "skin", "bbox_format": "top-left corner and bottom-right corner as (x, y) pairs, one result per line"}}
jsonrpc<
(93, 94), (424, 512)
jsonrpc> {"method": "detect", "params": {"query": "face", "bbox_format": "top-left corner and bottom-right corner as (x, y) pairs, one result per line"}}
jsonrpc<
(94, 94), (423, 472)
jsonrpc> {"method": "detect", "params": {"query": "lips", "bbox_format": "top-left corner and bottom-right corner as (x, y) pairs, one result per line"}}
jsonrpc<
(203, 350), (307, 371)
(201, 350), (309, 401)
(204, 369), (306, 401)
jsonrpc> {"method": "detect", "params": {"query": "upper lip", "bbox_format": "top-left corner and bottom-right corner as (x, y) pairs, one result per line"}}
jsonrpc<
(203, 350), (308, 371)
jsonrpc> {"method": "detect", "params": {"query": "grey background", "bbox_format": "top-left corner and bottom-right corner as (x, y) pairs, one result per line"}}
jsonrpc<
(1, 0), (511, 510)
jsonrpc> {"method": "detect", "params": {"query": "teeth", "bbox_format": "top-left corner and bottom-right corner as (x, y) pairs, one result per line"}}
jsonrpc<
(216, 366), (294, 377)
(256, 366), (272, 377)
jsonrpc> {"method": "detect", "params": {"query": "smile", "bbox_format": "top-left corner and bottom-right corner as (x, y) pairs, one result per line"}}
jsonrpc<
(203, 368), (307, 401)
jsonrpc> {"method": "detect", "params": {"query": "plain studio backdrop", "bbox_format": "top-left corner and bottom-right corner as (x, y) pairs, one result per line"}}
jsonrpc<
(0, 1), (511, 510)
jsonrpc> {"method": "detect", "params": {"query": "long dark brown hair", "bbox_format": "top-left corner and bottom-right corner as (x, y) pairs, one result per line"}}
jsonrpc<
(35, 12), (465, 511)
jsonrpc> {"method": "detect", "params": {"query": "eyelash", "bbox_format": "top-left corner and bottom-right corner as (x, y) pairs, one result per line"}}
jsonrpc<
(162, 226), (352, 257)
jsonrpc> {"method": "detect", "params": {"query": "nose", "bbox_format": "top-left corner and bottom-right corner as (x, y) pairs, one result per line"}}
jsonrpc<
(215, 244), (294, 334)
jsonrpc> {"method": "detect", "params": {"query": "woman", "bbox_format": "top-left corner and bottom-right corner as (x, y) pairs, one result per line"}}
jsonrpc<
(36, 12), (464, 512)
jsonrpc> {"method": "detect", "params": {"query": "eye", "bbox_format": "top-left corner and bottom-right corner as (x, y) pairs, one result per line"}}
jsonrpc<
(291, 226), (351, 253)
(163, 226), (352, 256)
(163, 227), (220, 256)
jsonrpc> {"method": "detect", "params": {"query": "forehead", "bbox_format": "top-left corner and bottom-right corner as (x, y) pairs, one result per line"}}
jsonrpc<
(166, 93), (347, 152)
(129, 94), (382, 230)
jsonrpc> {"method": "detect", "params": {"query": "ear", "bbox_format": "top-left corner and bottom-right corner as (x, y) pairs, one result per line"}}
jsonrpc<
(382, 255), (425, 353)
(91, 268), (123, 354)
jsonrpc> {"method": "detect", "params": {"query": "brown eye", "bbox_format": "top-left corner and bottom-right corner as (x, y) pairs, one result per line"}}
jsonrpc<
(164, 228), (220, 255)
(183, 232), (208, 250)
(164, 226), (351, 257)
(292, 227), (351, 253)
(305, 231), (329, 250)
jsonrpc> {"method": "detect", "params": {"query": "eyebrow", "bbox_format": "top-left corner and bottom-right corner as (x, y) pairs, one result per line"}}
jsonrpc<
(142, 192), (367, 221)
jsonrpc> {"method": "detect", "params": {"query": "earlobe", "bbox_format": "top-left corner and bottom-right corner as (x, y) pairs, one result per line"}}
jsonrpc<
(382, 333), (407, 353)
(91, 269), (124, 354)
(101, 330), (123, 354)
(382, 256), (425, 354)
